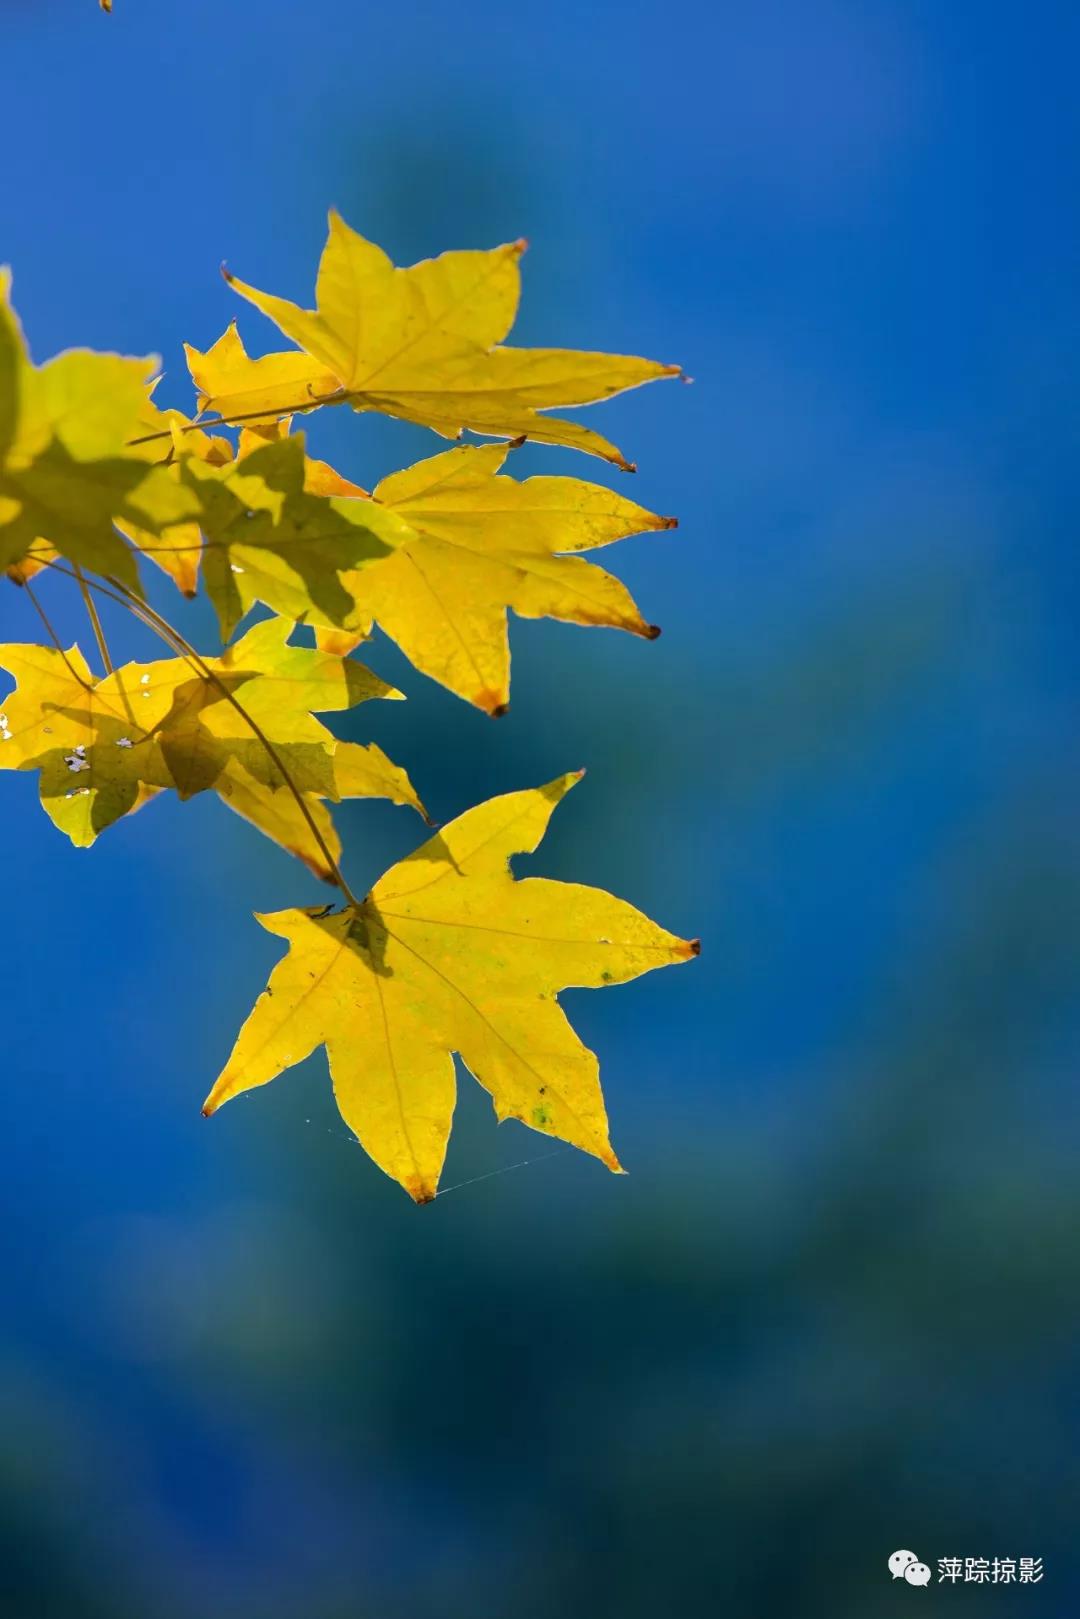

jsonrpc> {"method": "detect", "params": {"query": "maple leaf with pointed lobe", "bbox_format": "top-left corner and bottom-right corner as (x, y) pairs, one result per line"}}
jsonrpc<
(186, 214), (680, 468)
(310, 442), (677, 712)
(205, 772), (698, 1201)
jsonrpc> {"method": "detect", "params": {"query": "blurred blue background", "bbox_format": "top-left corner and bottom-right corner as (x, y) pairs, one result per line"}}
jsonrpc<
(2, 0), (1078, 1613)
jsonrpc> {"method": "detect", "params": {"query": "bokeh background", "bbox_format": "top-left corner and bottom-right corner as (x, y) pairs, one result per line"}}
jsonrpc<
(2, 1), (1078, 1614)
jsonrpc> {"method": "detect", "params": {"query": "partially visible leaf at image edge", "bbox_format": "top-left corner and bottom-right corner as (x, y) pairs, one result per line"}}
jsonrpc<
(0, 273), (195, 587)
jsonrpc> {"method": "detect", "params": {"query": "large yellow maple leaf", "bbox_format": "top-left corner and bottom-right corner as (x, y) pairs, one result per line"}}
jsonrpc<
(187, 213), (680, 468)
(0, 616), (425, 877)
(204, 772), (698, 1201)
(311, 442), (676, 712)
(0, 273), (195, 586)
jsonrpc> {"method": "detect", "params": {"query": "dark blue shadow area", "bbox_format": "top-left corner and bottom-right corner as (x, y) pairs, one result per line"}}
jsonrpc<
(1, 0), (1077, 1613)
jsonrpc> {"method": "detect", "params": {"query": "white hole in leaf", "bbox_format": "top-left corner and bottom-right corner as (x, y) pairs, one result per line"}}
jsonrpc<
(116, 737), (133, 748)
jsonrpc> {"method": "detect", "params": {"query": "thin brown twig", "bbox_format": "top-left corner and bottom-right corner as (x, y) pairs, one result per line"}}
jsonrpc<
(20, 577), (96, 691)
(125, 387), (350, 450)
(72, 562), (114, 674)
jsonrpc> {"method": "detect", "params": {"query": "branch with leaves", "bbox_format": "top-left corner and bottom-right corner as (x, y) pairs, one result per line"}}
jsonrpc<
(1, 214), (698, 1201)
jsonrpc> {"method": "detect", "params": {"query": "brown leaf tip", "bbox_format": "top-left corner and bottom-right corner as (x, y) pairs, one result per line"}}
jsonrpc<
(660, 516), (679, 530)
(645, 624), (662, 641)
(684, 937), (702, 957)
(510, 237), (529, 257)
(220, 263), (235, 284)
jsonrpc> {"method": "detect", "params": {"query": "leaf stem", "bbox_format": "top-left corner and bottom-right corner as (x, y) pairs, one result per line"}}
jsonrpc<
(21, 576), (96, 691)
(125, 388), (351, 450)
(72, 563), (114, 674)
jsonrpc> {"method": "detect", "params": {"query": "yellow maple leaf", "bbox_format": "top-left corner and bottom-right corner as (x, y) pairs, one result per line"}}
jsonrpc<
(204, 771), (698, 1201)
(185, 323), (342, 433)
(0, 272), (195, 587)
(0, 616), (425, 878)
(311, 442), (676, 712)
(177, 434), (412, 638)
(188, 213), (680, 468)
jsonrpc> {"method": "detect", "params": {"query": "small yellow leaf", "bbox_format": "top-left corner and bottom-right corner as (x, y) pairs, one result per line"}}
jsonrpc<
(115, 396), (232, 596)
(205, 772), (698, 1201)
(185, 323), (340, 426)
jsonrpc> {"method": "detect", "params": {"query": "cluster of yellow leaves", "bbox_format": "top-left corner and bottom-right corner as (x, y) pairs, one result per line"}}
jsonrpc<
(2, 215), (695, 1198)
(0, 617), (425, 878)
